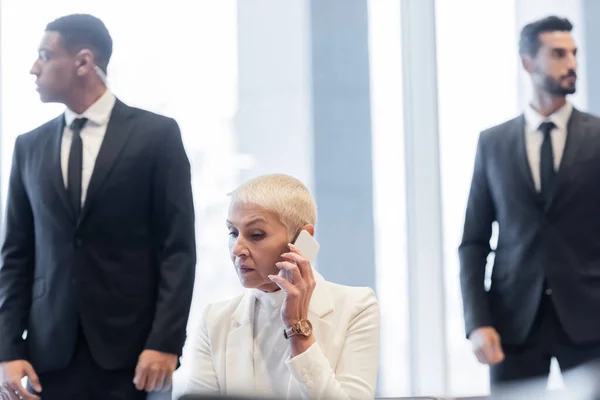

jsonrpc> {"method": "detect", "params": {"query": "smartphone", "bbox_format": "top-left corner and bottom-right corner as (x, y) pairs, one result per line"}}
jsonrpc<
(278, 230), (320, 277)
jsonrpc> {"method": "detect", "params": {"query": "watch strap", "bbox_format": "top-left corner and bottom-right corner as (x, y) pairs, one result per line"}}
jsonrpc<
(283, 325), (298, 339)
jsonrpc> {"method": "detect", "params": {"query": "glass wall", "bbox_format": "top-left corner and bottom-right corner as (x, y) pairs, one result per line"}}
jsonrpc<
(436, 0), (519, 395)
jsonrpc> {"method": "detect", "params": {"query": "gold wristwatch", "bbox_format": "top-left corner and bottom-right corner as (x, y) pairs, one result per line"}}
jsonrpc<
(283, 319), (313, 339)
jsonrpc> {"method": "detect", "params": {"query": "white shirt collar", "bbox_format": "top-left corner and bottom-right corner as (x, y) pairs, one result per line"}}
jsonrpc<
(251, 288), (286, 310)
(524, 101), (573, 133)
(64, 90), (116, 127)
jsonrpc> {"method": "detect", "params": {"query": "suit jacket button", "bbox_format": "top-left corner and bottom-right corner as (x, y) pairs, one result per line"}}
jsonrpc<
(75, 239), (82, 247)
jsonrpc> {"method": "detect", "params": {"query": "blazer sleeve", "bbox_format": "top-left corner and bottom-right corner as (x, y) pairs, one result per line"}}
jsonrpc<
(458, 132), (495, 337)
(285, 288), (380, 400)
(0, 136), (35, 362)
(144, 118), (197, 356)
(181, 304), (220, 394)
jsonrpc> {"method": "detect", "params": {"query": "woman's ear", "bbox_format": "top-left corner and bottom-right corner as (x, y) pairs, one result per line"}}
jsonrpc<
(301, 224), (315, 236)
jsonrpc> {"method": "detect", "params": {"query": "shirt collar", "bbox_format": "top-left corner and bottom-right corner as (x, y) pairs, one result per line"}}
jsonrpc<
(524, 101), (573, 133)
(251, 287), (286, 310)
(64, 90), (116, 127)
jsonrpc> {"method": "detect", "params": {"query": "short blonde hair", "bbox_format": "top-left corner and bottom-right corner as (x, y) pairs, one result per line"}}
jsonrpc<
(229, 174), (317, 237)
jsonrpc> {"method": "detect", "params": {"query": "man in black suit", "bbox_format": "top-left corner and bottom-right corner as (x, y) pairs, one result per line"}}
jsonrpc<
(460, 16), (600, 392)
(0, 14), (196, 399)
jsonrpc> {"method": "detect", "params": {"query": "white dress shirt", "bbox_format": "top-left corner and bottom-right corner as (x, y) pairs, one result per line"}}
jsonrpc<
(251, 288), (290, 398)
(62, 90), (116, 205)
(523, 102), (573, 192)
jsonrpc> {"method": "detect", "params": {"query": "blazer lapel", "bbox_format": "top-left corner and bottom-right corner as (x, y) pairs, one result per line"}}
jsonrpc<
(305, 271), (335, 342)
(225, 293), (256, 396)
(78, 99), (133, 227)
(513, 114), (538, 197)
(545, 108), (589, 211)
(49, 115), (76, 222)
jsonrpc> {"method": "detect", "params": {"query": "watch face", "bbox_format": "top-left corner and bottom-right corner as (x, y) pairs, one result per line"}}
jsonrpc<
(298, 320), (313, 336)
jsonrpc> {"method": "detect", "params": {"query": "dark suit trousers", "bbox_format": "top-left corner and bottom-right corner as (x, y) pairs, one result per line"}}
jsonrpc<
(26, 324), (146, 400)
(490, 291), (600, 394)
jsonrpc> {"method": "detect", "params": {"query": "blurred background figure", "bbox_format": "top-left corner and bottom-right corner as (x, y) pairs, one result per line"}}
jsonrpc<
(460, 15), (600, 395)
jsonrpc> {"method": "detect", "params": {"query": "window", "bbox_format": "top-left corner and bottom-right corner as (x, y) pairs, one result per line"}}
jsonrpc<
(435, 0), (519, 396)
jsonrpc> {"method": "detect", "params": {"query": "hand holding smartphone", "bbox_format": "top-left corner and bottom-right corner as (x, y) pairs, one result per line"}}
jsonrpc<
(278, 230), (319, 278)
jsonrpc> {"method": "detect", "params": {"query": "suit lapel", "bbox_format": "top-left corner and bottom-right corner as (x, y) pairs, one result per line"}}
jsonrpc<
(513, 114), (538, 198)
(545, 108), (588, 211)
(49, 115), (76, 222)
(226, 293), (256, 396)
(77, 100), (133, 227)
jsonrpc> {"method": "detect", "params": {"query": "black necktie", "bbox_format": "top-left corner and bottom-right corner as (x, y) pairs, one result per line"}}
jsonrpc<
(67, 118), (88, 217)
(539, 121), (556, 195)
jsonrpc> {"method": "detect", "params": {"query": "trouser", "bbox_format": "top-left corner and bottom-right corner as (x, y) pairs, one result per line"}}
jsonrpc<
(26, 323), (146, 400)
(490, 291), (600, 398)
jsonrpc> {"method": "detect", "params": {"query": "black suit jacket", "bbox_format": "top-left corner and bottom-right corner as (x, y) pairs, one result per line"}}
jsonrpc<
(0, 99), (196, 373)
(460, 108), (600, 345)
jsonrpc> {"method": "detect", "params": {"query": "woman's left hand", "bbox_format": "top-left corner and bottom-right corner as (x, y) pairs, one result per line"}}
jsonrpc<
(268, 243), (317, 328)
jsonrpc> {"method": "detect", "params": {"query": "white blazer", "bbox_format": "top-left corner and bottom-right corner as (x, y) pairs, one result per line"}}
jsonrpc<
(180, 271), (380, 399)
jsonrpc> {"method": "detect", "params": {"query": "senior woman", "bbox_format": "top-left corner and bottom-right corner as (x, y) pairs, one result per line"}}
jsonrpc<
(181, 174), (380, 399)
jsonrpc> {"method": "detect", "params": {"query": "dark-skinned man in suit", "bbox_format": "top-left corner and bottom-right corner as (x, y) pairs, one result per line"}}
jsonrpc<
(0, 14), (196, 400)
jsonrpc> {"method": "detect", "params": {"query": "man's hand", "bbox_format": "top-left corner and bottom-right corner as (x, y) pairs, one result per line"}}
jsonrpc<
(469, 326), (505, 365)
(133, 350), (177, 392)
(0, 360), (42, 400)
